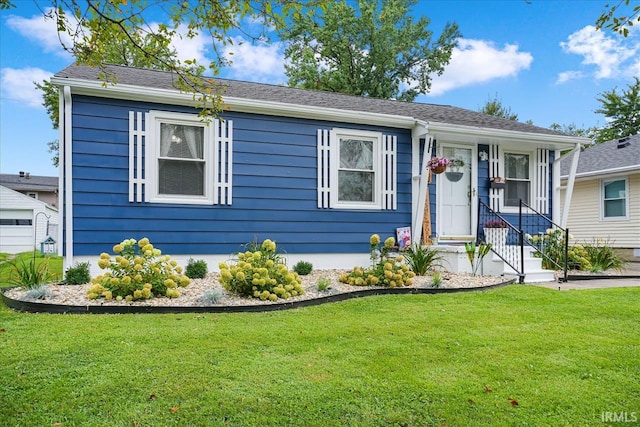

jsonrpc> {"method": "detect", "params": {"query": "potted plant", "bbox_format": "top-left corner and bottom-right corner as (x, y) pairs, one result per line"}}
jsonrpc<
(426, 157), (450, 174)
(445, 158), (465, 182)
(483, 218), (509, 249)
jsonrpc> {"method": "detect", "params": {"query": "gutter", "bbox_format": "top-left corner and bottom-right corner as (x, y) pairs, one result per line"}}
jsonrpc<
(560, 164), (640, 180)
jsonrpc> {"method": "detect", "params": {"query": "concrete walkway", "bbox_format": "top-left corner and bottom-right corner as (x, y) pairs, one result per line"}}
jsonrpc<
(531, 263), (640, 290)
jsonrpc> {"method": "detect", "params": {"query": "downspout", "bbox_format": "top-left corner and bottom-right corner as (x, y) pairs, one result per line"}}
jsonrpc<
(411, 120), (430, 244)
(62, 86), (73, 271)
(554, 143), (581, 228)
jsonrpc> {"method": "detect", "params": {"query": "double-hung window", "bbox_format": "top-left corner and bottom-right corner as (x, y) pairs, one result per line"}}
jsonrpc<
(331, 129), (382, 209)
(146, 111), (213, 204)
(503, 152), (530, 207)
(602, 178), (627, 219)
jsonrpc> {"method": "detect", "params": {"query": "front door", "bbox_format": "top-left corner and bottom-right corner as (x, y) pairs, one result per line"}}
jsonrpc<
(437, 144), (476, 240)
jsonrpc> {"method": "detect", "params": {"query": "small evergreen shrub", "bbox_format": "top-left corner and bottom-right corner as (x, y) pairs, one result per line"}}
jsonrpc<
(64, 262), (91, 285)
(219, 239), (304, 300)
(316, 276), (331, 291)
(88, 238), (190, 301)
(339, 235), (415, 287)
(293, 261), (313, 275)
(185, 258), (208, 279)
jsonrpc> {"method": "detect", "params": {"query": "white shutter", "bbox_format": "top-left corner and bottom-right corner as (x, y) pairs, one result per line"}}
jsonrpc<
(535, 148), (549, 213)
(129, 111), (146, 203)
(215, 119), (233, 205)
(489, 144), (500, 211)
(317, 129), (331, 208)
(382, 134), (397, 210)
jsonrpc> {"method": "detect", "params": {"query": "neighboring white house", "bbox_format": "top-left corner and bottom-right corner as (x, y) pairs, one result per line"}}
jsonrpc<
(0, 185), (59, 254)
(560, 135), (640, 261)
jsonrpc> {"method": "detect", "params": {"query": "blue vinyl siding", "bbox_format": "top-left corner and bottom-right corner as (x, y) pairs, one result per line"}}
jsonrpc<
(68, 96), (412, 256)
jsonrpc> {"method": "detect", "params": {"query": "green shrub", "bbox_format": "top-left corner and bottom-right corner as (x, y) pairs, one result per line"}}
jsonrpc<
(89, 238), (190, 301)
(404, 244), (443, 275)
(8, 256), (55, 289)
(293, 261), (313, 275)
(431, 271), (442, 288)
(219, 239), (304, 300)
(316, 276), (331, 291)
(584, 239), (625, 272)
(339, 234), (415, 287)
(185, 258), (208, 279)
(64, 262), (91, 285)
(528, 229), (591, 270)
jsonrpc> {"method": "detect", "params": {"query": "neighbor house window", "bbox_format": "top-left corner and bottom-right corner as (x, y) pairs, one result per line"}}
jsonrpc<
(0, 219), (32, 225)
(503, 152), (530, 207)
(602, 178), (627, 219)
(146, 111), (213, 205)
(331, 129), (382, 209)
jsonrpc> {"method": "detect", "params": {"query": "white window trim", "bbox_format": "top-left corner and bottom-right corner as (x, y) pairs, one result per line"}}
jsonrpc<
(145, 111), (214, 205)
(330, 128), (383, 210)
(499, 148), (534, 213)
(600, 177), (629, 221)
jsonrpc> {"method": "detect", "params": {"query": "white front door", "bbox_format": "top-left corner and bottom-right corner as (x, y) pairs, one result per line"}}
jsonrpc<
(437, 145), (476, 240)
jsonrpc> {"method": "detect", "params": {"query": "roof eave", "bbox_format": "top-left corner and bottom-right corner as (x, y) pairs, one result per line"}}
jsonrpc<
(51, 76), (418, 129)
(560, 164), (640, 180)
(427, 121), (587, 149)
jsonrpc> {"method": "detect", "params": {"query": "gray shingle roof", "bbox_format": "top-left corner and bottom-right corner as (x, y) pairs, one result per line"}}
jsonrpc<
(54, 63), (568, 137)
(0, 173), (58, 192)
(560, 134), (640, 177)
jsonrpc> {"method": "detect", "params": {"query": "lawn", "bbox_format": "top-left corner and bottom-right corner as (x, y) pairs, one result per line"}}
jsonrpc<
(1, 285), (638, 426)
(0, 251), (63, 285)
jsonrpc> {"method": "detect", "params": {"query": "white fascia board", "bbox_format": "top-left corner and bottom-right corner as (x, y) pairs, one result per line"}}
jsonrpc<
(427, 121), (587, 149)
(50, 77), (417, 129)
(560, 164), (640, 180)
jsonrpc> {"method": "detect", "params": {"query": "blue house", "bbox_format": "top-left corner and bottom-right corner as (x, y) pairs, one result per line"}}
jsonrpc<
(51, 64), (586, 278)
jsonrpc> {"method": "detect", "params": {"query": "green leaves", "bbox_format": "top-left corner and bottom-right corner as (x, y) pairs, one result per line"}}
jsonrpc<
(594, 77), (640, 143)
(282, 0), (460, 101)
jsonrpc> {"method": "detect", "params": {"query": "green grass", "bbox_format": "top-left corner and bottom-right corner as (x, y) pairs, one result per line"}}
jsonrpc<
(0, 251), (63, 286)
(1, 286), (638, 426)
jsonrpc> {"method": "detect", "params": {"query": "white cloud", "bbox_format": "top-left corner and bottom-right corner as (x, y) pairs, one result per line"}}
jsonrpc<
(222, 37), (286, 82)
(162, 24), (211, 65)
(556, 70), (585, 84)
(5, 8), (73, 58)
(1, 67), (53, 109)
(426, 39), (533, 96)
(558, 25), (639, 83)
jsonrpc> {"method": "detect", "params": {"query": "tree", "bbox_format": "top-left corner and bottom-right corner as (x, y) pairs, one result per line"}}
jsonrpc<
(478, 94), (519, 121)
(5, 0), (319, 116)
(282, 0), (460, 101)
(596, 0), (640, 37)
(594, 77), (640, 142)
(549, 123), (598, 139)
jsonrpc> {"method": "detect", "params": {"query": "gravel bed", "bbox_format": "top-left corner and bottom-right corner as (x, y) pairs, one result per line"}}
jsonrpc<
(4, 270), (507, 308)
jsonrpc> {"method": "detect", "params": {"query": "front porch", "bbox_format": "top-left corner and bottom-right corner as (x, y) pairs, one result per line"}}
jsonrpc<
(429, 243), (556, 283)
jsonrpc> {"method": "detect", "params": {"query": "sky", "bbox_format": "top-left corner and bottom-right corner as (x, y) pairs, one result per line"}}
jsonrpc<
(1, 0), (639, 178)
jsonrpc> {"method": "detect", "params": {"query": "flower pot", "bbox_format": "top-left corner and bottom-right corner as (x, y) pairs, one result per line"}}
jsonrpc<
(445, 171), (463, 182)
(485, 227), (508, 250)
(431, 165), (446, 174)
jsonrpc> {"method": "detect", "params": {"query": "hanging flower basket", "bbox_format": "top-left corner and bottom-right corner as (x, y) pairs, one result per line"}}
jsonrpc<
(431, 164), (447, 174)
(427, 157), (450, 174)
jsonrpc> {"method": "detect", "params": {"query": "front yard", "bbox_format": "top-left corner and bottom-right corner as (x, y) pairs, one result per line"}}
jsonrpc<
(1, 285), (638, 426)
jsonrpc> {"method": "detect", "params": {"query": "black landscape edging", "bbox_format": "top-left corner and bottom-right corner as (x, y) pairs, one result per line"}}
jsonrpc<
(1, 279), (515, 314)
(567, 274), (640, 281)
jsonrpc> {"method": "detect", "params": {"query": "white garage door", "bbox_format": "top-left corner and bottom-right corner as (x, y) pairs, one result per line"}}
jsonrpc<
(0, 209), (34, 253)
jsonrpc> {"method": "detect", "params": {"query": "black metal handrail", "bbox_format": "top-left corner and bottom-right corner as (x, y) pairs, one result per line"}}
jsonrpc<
(519, 201), (568, 283)
(477, 201), (525, 283)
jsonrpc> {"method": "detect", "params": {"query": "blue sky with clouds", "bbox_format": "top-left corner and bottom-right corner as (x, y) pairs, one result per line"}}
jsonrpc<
(1, 0), (639, 177)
